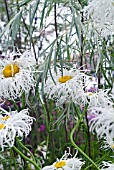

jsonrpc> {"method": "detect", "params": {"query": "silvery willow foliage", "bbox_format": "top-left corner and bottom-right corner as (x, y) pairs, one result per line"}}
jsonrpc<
(0, 0), (113, 169)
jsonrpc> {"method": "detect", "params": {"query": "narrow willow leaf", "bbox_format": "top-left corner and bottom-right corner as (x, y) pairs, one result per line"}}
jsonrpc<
(11, 10), (22, 40)
(30, 0), (40, 25)
(40, 0), (48, 29)
(0, 8), (23, 38)
(18, 0), (32, 7)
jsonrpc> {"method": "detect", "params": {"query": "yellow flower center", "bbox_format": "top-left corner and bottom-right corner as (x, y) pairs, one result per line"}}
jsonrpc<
(54, 161), (66, 168)
(88, 92), (93, 96)
(2, 115), (10, 121)
(0, 123), (5, 130)
(3, 64), (20, 78)
(58, 75), (72, 83)
(111, 144), (114, 149)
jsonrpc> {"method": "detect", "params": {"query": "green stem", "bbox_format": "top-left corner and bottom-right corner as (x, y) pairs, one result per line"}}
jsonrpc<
(10, 148), (18, 170)
(84, 150), (111, 170)
(22, 92), (25, 109)
(37, 92), (50, 158)
(70, 105), (100, 170)
(10, 100), (19, 111)
(13, 146), (40, 170)
(16, 138), (36, 162)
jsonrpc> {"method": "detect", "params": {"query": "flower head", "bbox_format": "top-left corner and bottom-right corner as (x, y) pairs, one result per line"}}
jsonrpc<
(0, 107), (35, 151)
(81, 90), (113, 108)
(83, 0), (114, 24)
(41, 149), (84, 170)
(100, 161), (114, 170)
(89, 107), (114, 140)
(83, 0), (114, 38)
(0, 51), (36, 99)
(44, 68), (90, 106)
(101, 133), (114, 151)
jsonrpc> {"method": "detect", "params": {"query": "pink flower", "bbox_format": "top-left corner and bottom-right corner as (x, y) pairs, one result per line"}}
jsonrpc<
(40, 124), (46, 132)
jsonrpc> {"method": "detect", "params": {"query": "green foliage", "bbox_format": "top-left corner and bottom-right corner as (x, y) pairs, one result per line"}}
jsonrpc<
(0, 0), (113, 169)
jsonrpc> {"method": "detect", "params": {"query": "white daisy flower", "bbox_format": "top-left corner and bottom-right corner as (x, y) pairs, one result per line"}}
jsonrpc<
(85, 21), (114, 40)
(100, 161), (114, 170)
(102, 133), (114, 151)
(83, 0), (114, 25)
(81, 90), (113, 108)
(41, 149), (84, 170)
(0, 51), (36, 99)
(44, 68), (90, 106)
(0, 107), (35, 151)
(89, 107), (114, 139)
(83, 0), (114, 38)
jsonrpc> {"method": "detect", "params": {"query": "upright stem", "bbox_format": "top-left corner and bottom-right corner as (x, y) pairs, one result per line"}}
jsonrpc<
(4, 0), (10, 22)
(13, 146), (40, 170)
(22, 92), (25, 109)
(16, 137), (36, 162)
(85, 111), (91, 159)
(54, 3), (58, 40)
(63, 104), (68, 143)
(85, 150), (111, 170)
(10, 148), (18, 170)
(54, 3), (60, 60)
(70, 105), (100, 170)
(78, 0), (84, 69)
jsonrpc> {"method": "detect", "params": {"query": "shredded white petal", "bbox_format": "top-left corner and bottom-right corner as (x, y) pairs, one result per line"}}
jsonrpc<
(0, 51), (36, 100)
(41, 149), (84, 170)
(0, 108), (35, 151)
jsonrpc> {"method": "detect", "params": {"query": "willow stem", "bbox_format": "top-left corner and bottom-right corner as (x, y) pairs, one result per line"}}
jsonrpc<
(13, 146), (40, 170)
(70, 105), (100, 170)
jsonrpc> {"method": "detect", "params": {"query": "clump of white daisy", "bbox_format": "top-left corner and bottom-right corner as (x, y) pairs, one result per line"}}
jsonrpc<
(100, 161), (114, 170)
(89, 106), (114, 151)
(81, 90), (113, 108)
(0, 107), (35, 151)
(89, 107), (114, 140)
(0, 51), (36, 100)
(83, 0), (114, 25)
(41, 149), (85, 170)
(83, 0), (114, 39)
(44, 68), (90, 106)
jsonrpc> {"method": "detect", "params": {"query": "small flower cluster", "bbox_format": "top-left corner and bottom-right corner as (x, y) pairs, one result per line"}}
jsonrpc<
(44, 68), (113, 108)
(44, 67), (114, 152)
